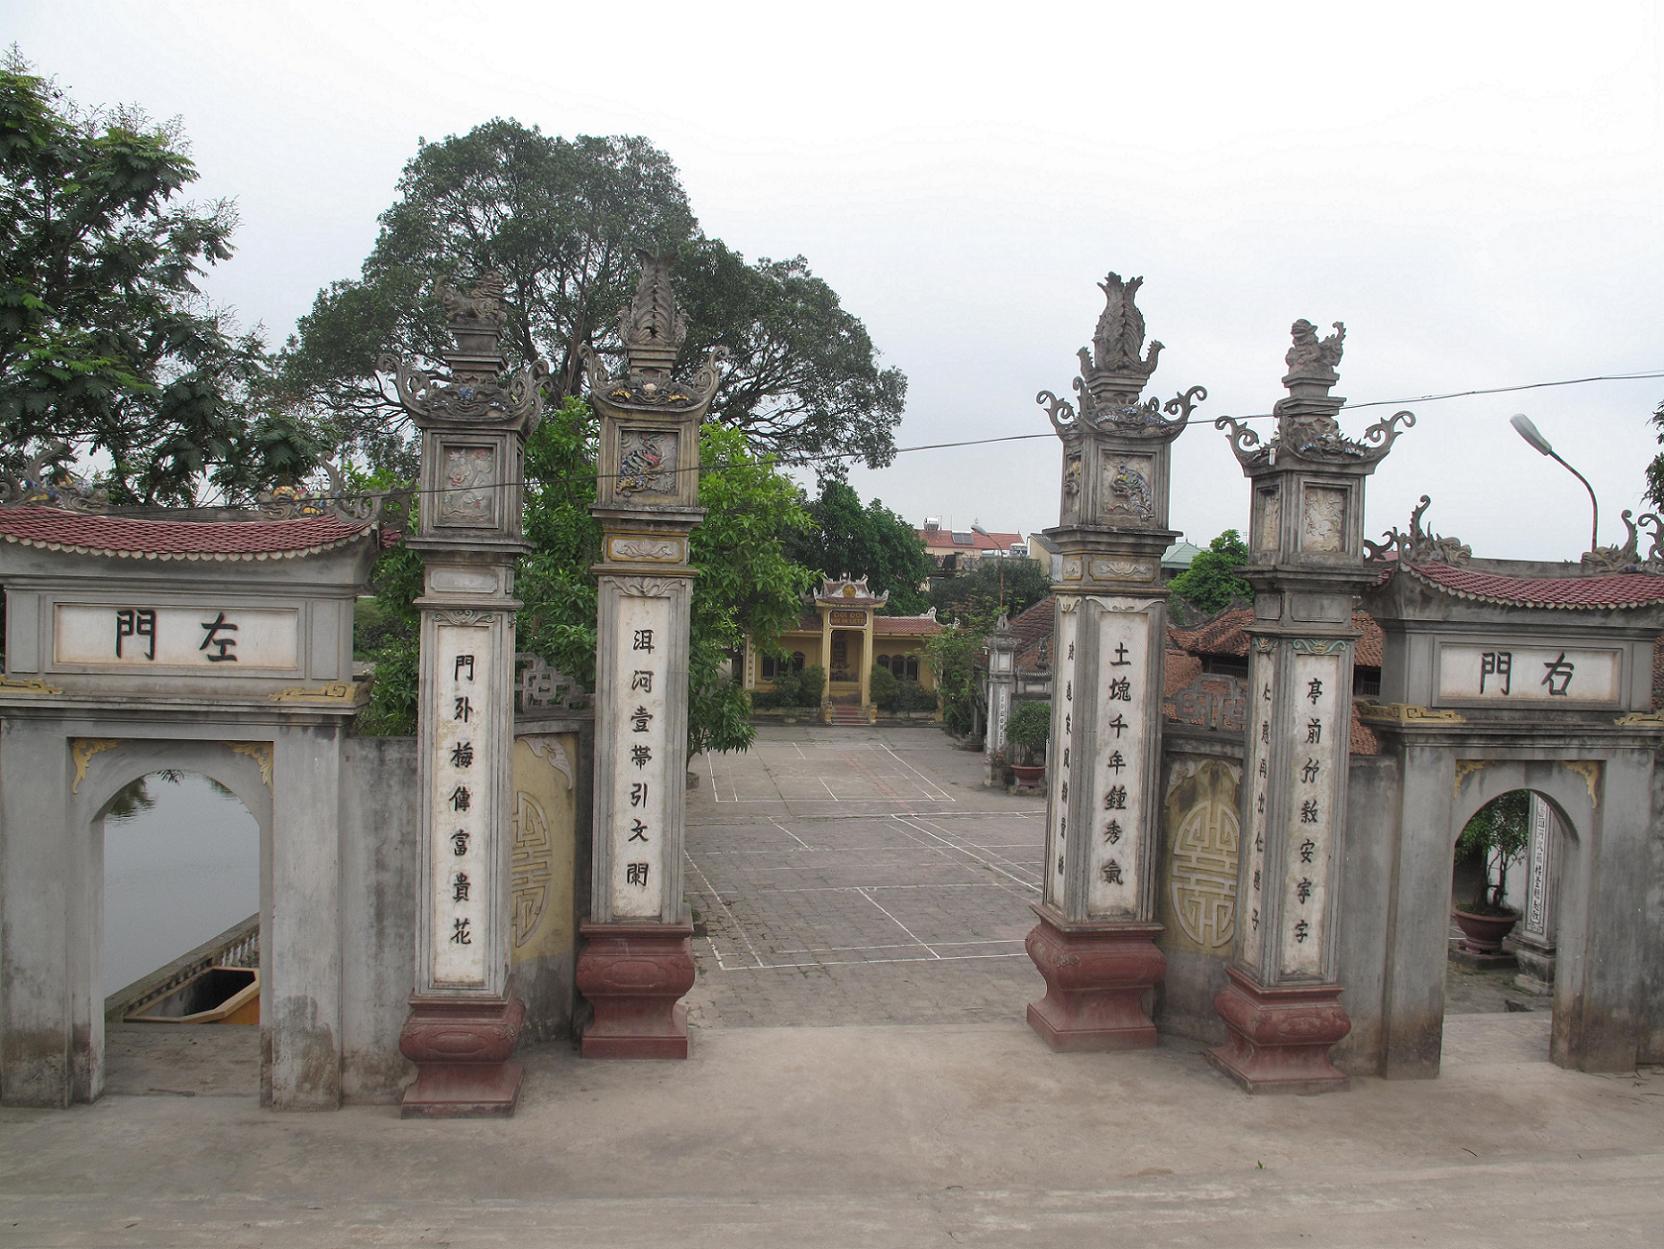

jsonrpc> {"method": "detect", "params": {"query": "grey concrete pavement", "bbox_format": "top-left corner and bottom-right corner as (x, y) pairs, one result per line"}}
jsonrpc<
(3, 1015), (1662, 1247)
(7, 725), (1642, 1247)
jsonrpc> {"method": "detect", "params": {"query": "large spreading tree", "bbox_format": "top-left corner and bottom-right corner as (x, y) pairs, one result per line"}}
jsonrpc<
(0, 55), (314, 504)
(279, 120), (906, 474)
(1167, 529), (1253, 620)
(785, 478), (934, 613)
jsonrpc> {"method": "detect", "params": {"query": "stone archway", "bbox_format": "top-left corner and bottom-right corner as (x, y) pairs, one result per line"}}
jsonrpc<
(78, 740), (273, 1102)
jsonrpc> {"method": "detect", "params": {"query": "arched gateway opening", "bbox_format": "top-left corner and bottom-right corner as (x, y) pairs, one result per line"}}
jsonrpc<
(96, 765), (263, 1096)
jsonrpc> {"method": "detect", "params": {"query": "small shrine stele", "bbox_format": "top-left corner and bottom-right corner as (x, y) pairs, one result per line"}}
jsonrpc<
(1208, 320), (1412, 1092)
(1026, 273), (1206, 1048)
(575, 255), (724, 1057)
(383, 273), (546, 1115)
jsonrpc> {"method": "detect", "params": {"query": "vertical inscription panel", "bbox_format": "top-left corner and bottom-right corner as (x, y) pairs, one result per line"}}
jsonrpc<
(430, 622), (493, 987)
(608, 590), (673, 918)
(1042, 601), (1080, 909)
(1086, 599), (1151, 917)
(1239, 645), (1276, 969)
(1280, 645), (1343, 977)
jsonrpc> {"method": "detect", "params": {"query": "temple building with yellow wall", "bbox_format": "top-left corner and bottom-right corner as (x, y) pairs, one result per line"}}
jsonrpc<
(741, 576), (943, 723)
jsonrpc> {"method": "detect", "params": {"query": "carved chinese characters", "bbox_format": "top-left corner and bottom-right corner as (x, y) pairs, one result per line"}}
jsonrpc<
(606, 584), (673, 918)
(1281, 640), (1345, 976)
(1042, 601), (1080, 908)
(1436, 644), (1620, 705)
(1239, 643), (1276, 968)
(54, 604), (300, 670)
(432, 625), (492, 986)
(1088, 600), (1152, 916)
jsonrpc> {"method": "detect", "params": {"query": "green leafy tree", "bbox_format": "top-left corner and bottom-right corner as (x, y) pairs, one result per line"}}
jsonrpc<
(1456, 791), (1531, 914)
(357, 400), (813, 757)
(786, 478), (933, 613)
(280, 120), (904, 474)
(0, 55), (313, 504)
(1168, 529), (1253, 619)
(925, 626), (985, 735)
(1645, 400), (1664, 510)
(929, 557), (1052, 628)
(1005, 699), (1052, 766)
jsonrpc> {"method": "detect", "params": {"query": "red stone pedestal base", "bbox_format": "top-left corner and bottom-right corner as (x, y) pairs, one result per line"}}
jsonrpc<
(1206, 967), (1351, 1094)
(577, 920), (696, 1059)
(399, 994), (525, 1118)
(1024, 909), (1166, 1051)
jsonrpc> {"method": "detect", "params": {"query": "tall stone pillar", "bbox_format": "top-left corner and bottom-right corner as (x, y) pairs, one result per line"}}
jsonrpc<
(1509, 794), (1559, 993)
(1024, 273), (1205, 1050)
(574, 257), (724, 1059)
(1208, 321), (1412, 1093)
(984, 615), (1017, 786)
(387, 274), (546, 1116)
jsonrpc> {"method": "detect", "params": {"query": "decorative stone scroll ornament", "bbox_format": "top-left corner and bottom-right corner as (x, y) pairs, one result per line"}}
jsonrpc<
(1025, 272), (1206, 1052)
(1207, 316), (1409, 1094)
(385, 271), (549, 1118)
(1363, 496), (1472, 566)
(0, 444), (109, 512)
(255, 460), (412, 526)
(1580, 509), (1664, 573)
(578, 254), (725, 1060)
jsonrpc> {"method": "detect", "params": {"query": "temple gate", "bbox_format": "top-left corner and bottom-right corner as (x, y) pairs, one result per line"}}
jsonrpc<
(0, 482), (380, 1108)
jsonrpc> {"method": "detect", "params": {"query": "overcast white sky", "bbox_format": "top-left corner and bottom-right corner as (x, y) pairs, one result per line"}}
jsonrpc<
(10, 2), (1663, 560)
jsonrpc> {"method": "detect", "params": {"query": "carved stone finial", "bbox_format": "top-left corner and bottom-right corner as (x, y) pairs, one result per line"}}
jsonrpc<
(620, 254), (688, 381)
(1283, 319), (1346, 386)
(578, 253), (724, 411)
(1075, 272), (1163, 406)
(441, 271), (507, 330)
(1581, 509), (1664, 572)
(1037, 271), (1204, 448)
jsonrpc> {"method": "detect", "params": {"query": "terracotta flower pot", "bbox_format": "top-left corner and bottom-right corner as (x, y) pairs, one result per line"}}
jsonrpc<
(1452, 906), (1519, 955)
(1010, 763), (1045, 785)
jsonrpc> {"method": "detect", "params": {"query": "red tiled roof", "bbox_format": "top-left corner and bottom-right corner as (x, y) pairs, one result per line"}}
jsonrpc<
(0, 506), (375, 561)
(875, 617), (942, 637)
(1169, 606), (1384, 669)
(919, 527), (1024, 551)
(1162, 650), (1203, 698)
(1400, 562), (1664, 610)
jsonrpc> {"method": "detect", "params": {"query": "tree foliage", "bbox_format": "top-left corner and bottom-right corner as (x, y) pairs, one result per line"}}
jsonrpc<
(1645, 400), (1664, 511)
(0, 55), (312, 504)
(929, 557), (1052, 628)
(925, 626), (986, 736)
(785, 478), (933, 613)
(356, 400), (814, 757)
(1168, 529), (1253, 620)
(1456, 790), (1531, 914)
(1005, 699), (1052, 765)
(280, 121), (904, 474)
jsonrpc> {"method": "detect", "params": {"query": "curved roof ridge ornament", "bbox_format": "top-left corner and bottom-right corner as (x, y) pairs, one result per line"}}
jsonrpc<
(1364, 495), (1472, 566)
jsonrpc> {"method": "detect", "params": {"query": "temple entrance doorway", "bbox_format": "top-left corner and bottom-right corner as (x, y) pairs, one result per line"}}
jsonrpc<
(100, 769), (262, 1097)
(1440, 788), (1555, 1068)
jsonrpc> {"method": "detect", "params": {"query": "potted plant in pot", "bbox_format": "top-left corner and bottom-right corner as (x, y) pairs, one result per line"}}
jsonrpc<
(1005, 699), (1051, 790)
(1452, 790), (1530, 954)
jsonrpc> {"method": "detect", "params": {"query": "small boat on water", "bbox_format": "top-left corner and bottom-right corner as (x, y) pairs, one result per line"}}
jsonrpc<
(124, 965), (259, 1026)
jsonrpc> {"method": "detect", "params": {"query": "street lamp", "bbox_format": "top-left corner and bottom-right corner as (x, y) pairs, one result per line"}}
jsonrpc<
(1511, 413), (1599, 554)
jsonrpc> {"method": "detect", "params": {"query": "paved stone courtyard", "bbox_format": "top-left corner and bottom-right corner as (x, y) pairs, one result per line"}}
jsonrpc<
(683, 725), (1544, 1032)
(684, 726), (1049, 1028)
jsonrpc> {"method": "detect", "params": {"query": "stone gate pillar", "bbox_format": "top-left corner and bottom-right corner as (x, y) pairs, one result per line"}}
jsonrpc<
(1024, 274), (1205, 1049)
(1509, 794), (1559, 993)
(1208, 321), (1412, 1092)
(984, 614), (1017, 786)
(386, 274), (546, 1116)
(574, 256), (724, 1058)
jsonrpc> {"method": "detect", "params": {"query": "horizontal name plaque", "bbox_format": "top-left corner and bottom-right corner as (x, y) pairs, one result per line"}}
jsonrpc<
(54, 603), (301, 671)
